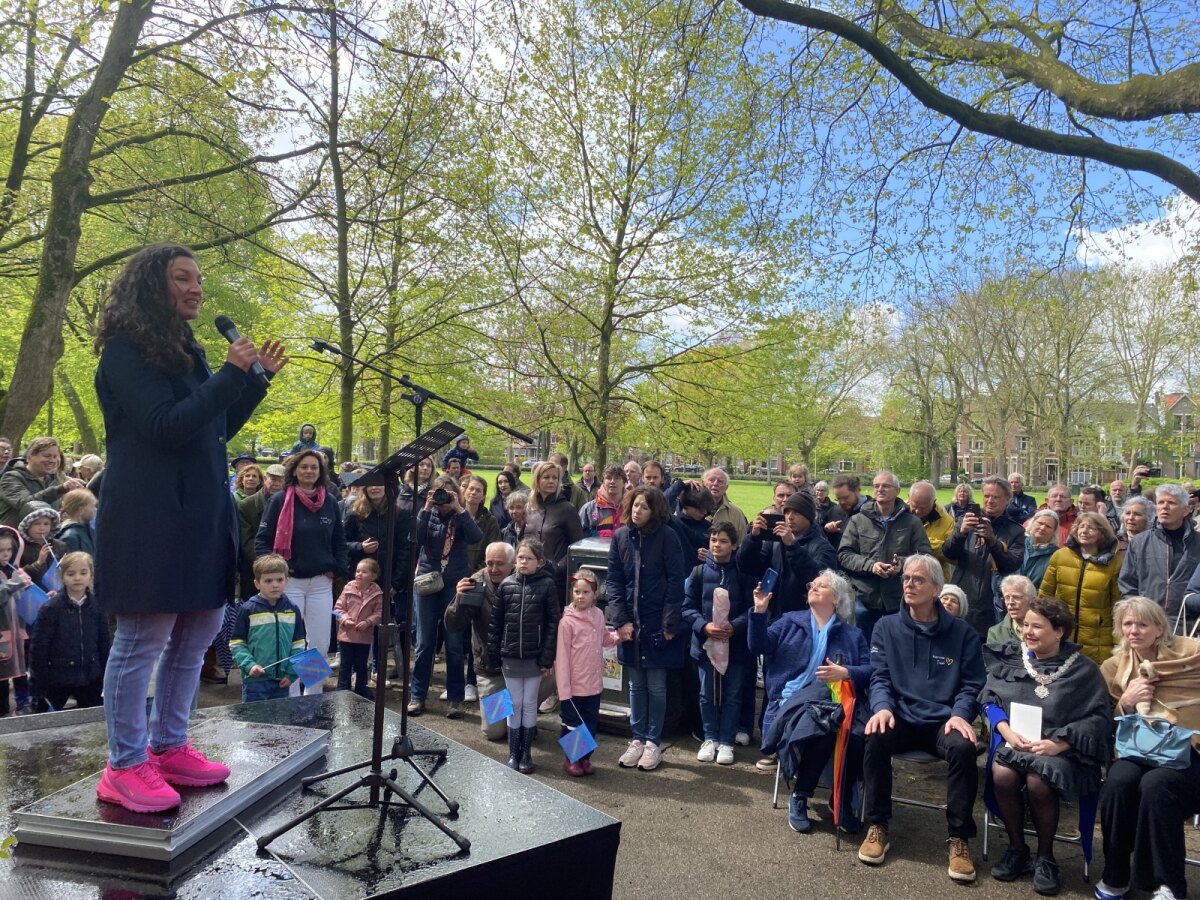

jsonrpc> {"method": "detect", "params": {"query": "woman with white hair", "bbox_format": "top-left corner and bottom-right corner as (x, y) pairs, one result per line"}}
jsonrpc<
(750, 568), (869, 834)
(1020, 509), (1059, 592)
(1096, 596), (1200, 900)
(1117, 495), (1153, 553)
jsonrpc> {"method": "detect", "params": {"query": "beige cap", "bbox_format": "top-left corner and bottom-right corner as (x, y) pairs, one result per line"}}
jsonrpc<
(266, 464), (286, 477)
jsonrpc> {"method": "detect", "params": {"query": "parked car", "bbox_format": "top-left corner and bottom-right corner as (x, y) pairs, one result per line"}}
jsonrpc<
(522, 459), (543, 470)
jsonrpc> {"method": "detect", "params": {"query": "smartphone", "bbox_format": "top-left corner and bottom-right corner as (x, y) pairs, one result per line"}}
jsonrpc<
(759, 567), (780, 598)
(761, 512), (785, 540)
(966, 502), (981, 517)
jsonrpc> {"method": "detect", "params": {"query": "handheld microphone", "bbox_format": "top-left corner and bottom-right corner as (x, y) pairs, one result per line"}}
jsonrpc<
(214, 315), (269, 387)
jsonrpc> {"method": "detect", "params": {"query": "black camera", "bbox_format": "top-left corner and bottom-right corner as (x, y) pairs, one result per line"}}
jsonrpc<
(431, 487), (452, 505)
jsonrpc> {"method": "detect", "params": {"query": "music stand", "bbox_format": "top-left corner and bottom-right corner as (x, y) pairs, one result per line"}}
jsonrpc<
(256, 420), (470, 852)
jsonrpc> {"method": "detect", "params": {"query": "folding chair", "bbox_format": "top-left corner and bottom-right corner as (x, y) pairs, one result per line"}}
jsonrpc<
(979, 705), (1097, 881)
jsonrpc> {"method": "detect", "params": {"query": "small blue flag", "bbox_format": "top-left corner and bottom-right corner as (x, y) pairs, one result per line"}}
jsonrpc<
(17, 583), (51, 626)
(558, 723), (597, 763)
(289, 647), (334, 688)
(41, 557), (62, 594)
(481, 688), (513, 725)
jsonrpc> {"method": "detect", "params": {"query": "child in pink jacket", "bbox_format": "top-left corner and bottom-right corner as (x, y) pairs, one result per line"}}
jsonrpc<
(556, 569), (622, 776)
(334, 558), (383, 699)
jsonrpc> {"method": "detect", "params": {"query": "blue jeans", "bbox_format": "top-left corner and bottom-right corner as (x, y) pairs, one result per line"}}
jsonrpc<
(627, 665), (668, 744)
(243, 679), (290, 703)
(698, 660), (744, 745)
(411, 583), (464, 702)
(103, 607), (224, 768)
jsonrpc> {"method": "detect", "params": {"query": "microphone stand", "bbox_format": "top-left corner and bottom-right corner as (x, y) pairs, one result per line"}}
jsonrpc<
(256, 341), (531, 854)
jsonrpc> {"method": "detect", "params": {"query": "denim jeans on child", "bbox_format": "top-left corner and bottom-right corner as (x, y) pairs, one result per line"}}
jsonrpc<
(410, 582), (464, 702)
(242, 680), (290, 703)
(103, 606), (224, 769)
(627, 665), (668, 744)
(698, 659), (744, 745)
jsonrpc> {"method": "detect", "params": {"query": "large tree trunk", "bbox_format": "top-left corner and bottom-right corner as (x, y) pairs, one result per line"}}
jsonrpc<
(0, 0), (155, 444)
(57, 368), (99, 452)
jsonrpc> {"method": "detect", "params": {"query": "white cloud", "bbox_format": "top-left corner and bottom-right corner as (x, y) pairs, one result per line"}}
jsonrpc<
(1075, 194), (1200, 271)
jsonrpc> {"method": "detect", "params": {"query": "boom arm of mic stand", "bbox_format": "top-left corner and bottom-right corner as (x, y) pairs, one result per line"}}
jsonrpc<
(398, 374), (534, 444)
(310, 340), (395, 383)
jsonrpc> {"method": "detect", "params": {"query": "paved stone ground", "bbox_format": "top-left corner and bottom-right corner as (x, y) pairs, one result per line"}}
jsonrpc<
(198, 663), (1200, 900)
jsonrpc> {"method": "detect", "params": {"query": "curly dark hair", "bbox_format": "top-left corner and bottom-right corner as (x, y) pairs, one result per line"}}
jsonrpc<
(95, 243), (197, 373)
(283, 449), (328, 488)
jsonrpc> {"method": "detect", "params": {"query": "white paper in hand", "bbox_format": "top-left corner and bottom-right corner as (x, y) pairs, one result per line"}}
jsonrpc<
(1008, 702), (1043, 747)
(705, 587), (731, 675)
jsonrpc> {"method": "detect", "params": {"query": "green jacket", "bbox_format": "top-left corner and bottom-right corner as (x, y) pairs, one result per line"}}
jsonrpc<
(230, 594), (306, 681)
(0, 466), (67, 528)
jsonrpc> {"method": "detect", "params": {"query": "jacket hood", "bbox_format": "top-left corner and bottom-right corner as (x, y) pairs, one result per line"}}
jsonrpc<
(18, 503), (61, 537)
(0, 525), (24, 566)
(1024, 536), (1058, 557)
(297, 423), (317, 441)
(897, 596), (954, 635)
(562, 602), (601, 622)
(861, 499), (912, 526)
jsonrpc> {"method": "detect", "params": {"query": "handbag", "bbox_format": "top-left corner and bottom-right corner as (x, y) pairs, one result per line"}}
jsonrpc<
(1115, 714), (1196, 770)
(413, 570), (444, 596)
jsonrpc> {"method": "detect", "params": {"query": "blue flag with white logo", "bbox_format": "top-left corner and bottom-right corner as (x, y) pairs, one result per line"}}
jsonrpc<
(17, 583), (50, 626)
(481, 688), (514, 724)
(289, 647), (334, 688)
(40, 556), (62, 594)
(558, 723), (597, 763)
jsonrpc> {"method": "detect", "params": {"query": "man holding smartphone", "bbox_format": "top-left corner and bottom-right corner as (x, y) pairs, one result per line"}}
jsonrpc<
(838, 471), (931, 643)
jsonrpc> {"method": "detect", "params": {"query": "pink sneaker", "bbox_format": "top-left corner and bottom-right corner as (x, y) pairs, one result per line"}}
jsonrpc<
(96, 761), (181, 813)
(147, 743), (231, 787)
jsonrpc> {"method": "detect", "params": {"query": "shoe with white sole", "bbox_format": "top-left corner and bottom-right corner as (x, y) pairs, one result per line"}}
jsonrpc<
(716, 743), (735, 765)
(464, 684), (478, 702)
(696, 739), (717, 762)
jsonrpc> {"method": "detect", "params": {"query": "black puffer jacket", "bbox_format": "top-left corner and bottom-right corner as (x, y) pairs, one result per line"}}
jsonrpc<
(487, 565), (560, 669)
(28, 590), (110, 692)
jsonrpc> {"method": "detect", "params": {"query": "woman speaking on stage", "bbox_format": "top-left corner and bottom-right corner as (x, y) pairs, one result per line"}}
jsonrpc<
(93, 243), (287, 813)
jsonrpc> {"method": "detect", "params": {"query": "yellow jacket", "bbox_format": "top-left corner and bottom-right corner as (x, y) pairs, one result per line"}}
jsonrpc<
(1040, 539), (1123, 664)
(923, 504), (956, 580)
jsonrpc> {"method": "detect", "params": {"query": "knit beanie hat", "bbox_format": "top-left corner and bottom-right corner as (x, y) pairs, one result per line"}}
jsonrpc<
(939, 583), (970, 618)
(783, 491), (817, 524)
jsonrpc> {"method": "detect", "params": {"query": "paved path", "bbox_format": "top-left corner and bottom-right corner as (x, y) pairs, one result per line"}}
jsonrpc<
(199, 668), (1200, 900)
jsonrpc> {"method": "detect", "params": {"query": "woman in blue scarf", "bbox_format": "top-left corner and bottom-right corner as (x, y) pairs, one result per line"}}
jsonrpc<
(750, 569), (870, 834)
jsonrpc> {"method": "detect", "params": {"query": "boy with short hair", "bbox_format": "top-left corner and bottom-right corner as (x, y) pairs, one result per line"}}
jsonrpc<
(231, 554), (306, 702)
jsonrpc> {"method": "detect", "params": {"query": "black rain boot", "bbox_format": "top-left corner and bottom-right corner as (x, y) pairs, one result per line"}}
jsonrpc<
(506, 726), (521, 770)
(518, 726), (535, 774)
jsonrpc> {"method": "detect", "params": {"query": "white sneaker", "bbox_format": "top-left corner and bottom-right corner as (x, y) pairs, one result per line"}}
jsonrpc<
(438, 689), (448, 701)
(1152, 887), (1180, 900)
(696, 739), (717, 762)
(734, 731), (750, 746)
(637, 741), (662, 771)
(618, 740), (644, 768)
(716, 743), (735, 765)
(464, 684), (478, 702)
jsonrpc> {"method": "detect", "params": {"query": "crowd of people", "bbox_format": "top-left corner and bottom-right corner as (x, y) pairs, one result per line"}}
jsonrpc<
(6, 407), (1200, 897)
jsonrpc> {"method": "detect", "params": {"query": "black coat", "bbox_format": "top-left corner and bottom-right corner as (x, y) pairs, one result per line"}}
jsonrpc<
(28, 591), (110, 693)
(343, 502), (411, 592)
(525, 493), (583, 599)
(256, 490), (350, 579)
(95, 336), (267, 614)
(487, 566), (560, 669)
(607, 524), (686, 669)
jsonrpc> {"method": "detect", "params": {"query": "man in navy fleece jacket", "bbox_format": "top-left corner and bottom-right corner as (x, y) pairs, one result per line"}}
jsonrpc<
(856, 553), (985, 884)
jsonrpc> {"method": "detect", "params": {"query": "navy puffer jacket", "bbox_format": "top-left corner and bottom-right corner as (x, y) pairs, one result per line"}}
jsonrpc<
(607, 523), (686, 669)
(682, 556), (751, 663)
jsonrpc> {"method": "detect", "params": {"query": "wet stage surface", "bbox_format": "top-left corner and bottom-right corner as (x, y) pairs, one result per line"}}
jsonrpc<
(0, 693), (621, 898)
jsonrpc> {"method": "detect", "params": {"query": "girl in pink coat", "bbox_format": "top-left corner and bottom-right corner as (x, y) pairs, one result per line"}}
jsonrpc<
(556, 569), (622, 776)
(334, 558), (383, 699)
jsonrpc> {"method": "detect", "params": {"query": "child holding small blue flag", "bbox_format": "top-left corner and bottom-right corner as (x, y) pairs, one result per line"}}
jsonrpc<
(0, 526), (32, 716)
(17, 504), (65, 591)
(556, 570), (621, 776)
(230, 555), (306, 702)
(29, 551), (108, 711)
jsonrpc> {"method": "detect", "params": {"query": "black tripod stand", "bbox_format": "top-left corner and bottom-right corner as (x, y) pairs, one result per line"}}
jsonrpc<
(256, 341), (532, 853)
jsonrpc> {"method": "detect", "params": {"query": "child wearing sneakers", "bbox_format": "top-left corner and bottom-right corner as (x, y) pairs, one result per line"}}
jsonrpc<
(28, 551), (109, 711)
(682, 522), (750, 766)
(556, 569), (622, 776)
(230, 554), (307, 703)
(334, 558), (382, 699)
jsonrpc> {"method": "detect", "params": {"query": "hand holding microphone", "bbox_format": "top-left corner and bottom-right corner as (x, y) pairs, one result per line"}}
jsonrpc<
(214, 316), (288, 386)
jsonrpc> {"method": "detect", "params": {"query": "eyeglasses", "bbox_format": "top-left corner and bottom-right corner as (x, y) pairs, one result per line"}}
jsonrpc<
(901, 575), (929, 585)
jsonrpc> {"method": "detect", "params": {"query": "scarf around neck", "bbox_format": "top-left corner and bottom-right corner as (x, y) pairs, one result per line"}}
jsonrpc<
(274, 484), (327, 560)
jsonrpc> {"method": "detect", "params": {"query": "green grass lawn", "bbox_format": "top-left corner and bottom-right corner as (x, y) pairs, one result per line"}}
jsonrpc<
(467, 466), (1030, 515)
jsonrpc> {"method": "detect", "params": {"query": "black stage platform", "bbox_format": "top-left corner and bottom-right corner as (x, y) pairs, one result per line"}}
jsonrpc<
(0, 692), (621, 898)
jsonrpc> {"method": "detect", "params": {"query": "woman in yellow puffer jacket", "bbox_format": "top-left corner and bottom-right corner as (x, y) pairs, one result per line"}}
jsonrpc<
(1038, 511), (1123, 663)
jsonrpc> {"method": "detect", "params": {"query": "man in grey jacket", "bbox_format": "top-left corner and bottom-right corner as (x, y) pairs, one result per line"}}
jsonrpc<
(838, 471), (932, 642)
(1119, 483), (1200, 628)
